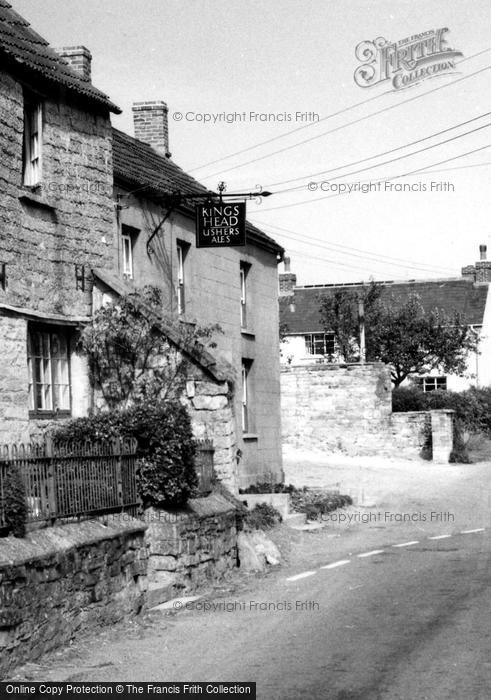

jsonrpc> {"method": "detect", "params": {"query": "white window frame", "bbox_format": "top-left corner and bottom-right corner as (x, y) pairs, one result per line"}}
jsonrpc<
(416, 376), (447, 392)
(27, 327), (71, 413)
(23, 100), (43, 186)
(122, 231), (133, 278)
(241, 361), (249, 432)
(304, 332), (335, 356)
(177, 242), (186, 315)
(240, 262), (250, 329)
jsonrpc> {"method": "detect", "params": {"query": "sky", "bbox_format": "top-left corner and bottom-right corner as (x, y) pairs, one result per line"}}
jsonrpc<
(13, 0), (491, 284)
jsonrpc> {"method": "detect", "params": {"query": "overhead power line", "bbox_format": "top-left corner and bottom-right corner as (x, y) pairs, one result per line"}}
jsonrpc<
(258, 224), (456, 275)
(251, 143), (491, 213)
(195, 64), (491, 181)
(263, 110), (491, 189)
(283, 246), (457, 281)
(189, 48), (491, 174)
(270, 120), (491, 196)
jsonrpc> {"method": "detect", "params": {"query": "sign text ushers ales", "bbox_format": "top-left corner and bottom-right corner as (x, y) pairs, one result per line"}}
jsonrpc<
(196, 202), (246, 247)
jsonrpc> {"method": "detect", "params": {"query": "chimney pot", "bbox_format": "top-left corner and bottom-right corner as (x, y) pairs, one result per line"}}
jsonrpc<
(132, 101), (171, 157)
(55, 46), (92, 81)
(480, 244), (487, 261)
(284, 256), (291, 273)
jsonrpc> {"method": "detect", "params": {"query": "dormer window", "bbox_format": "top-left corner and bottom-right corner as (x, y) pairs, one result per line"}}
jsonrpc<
(23, 97), (43, 186)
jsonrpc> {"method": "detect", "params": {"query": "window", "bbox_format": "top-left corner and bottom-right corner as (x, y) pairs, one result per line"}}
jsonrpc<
(23, 98), (42, 186)
(304, 333), (335, 356)
(415, 376), (447, 392)
(176, 241), (189, 315)
(241, 360), (253, 433)
(121, 225), (138, 279)
(240, 262), (251, 329)
(27, 327), (71, 413)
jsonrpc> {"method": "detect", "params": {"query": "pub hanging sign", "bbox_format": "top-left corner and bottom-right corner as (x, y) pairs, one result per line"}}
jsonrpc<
(196, 201), (246, 248)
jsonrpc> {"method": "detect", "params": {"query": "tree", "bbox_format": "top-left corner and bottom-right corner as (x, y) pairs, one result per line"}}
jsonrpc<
(79, 286), (222, 409)
(319, 285), (479, 387)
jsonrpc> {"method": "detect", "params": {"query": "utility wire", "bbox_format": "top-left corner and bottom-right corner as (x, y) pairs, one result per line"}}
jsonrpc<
(259, 224), (457, 274)
(262, 110), (491, 189)
(269, 120), (491, 196)
(255, 218), (463, 271)
(196, 64), (491, 181)
(189, 48), (491, 174)
(283, 246), (457, 280)
(252, 143), (491, 213)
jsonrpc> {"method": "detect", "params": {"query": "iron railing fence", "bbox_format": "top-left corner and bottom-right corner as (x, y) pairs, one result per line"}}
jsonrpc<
(0, 436), (216, 531)
(0, 437), (138, 528)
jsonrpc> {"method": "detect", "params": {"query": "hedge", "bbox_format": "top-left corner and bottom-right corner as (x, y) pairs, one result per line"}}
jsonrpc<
(52, 400), (198, 507)
(392, 386), (491, 436)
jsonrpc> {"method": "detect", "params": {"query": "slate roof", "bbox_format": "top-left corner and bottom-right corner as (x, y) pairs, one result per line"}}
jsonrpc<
(0, 0), (120, 113)
(112, 128), (284, 257)
(280, 278), (489, 334)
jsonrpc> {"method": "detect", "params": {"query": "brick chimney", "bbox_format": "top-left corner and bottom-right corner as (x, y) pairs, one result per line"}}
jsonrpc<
(279, 256), (297, 297)
(55, 46), (92, 81)
(132, 101), (171, 157)
(461, 244), (491, 284)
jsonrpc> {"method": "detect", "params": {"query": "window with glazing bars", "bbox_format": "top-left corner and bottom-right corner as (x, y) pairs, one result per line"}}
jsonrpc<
(23, 99), (42, 186)
(27, 327), (70, 413)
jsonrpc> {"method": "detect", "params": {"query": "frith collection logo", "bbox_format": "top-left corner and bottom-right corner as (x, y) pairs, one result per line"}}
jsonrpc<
(354, 29), (463, 90)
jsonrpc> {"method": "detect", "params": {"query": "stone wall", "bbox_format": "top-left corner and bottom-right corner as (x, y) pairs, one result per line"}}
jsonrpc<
(182, 366), (238, 492)
(0, 69), (114, 318)
(0, 315), (29, 444)
(0, 518), (147, 678)
(144, 494), (238, 607)
(281, 363), (393, 456)
(0, 66), (114, 443)
(281, 363), (453, 460)
(389, 411), (430, 458)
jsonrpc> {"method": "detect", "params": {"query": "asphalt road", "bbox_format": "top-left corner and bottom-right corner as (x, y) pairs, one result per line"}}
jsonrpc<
(32, 521), (488, 700)
(11, 459), (491, 699)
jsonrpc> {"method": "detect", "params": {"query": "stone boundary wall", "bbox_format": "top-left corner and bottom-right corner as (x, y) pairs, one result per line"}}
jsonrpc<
(389, 411), (431, 459)
(144, 494), (238, 607)
(0, 518), (148, 678)
(0, 494), (241, 676)
(281, 363), (454, 460)
(281, 363), (393, 456)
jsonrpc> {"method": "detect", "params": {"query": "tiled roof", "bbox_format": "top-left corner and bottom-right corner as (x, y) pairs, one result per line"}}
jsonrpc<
(112, 128), (284, 257)
(280, 278), (489, 333)
(0, 0), (120, 113)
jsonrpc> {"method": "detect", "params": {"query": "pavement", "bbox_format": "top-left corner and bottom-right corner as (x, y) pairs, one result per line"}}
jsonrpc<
(8, 450), (491, 699)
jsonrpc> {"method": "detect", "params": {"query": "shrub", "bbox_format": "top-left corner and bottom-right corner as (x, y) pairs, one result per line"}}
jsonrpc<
(239, 482), (297, 495)
(392, 385), (491, 462)
(53, 400), (198, 507)
(244, 502), (282, 530)
(3, 465), (27, 537)
(392, 385), (491, 436)
(290, 489), (353, 520)
(391, 386), (429, 413)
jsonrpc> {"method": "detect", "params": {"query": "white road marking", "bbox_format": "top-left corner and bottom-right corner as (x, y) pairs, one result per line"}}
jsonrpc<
(357, 550), (385, 558)
(321, 560), (351, 569)
(286, 571), (317, 582)
(428, 534), (452, 540)
(460, 528), (485, 534)
(392, 541), (419, 548)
